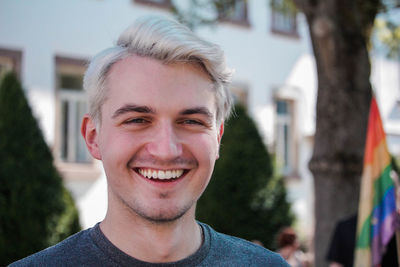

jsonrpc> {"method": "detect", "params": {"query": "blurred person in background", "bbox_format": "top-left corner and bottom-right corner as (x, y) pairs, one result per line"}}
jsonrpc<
(10, 16), (289, 266)
(277, 227), (308, 267)
(327, 214), (397, 267)
(326, 214), (357, 267)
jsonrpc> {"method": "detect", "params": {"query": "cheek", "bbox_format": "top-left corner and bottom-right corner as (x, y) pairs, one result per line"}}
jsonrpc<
(98, 129), (136, 169)
(188, 133), (219, 166)
(99, 132), (139, 191)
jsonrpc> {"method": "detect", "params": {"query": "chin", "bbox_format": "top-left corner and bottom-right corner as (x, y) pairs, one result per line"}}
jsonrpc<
(134, 202), (195, 224)
(138, 210), (187, 224)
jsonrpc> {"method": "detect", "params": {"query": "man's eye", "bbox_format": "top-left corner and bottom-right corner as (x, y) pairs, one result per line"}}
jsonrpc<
(182, 119), (203, 125)
(125, 118), (147, 124)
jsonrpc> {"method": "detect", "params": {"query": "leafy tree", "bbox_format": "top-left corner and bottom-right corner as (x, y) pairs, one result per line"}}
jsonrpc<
(196, 104), (294, 248)
(292, 1), (395, 265)
(375, 17), (400, 58)
(173, 1), (400, 265)
(0, 72), (81, 265)
(49, 188), (81, 245)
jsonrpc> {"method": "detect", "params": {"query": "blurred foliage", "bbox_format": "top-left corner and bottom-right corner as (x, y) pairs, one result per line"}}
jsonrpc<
(48, 188), (81, 245)
(0, 72), (81, 265)
(375, 18), (400, 58)
(173, 0), (399, 59)
(196, 104), (294, 249)
(270, 0), (297, 16)
(173, 0), (264, 29)
(172, 0), (298, 29)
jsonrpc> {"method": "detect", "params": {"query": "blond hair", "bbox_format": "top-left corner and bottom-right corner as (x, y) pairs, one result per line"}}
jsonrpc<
(83, 16), (233, 124)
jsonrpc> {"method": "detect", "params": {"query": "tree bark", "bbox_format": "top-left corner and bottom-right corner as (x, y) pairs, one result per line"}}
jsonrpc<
(294, 0), (380, 266)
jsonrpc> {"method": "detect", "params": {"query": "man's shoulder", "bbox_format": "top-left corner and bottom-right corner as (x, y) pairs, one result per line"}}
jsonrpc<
(201, 223), (289, 266)
(213, 231), (288, 264)
(9, 227), (96, 266)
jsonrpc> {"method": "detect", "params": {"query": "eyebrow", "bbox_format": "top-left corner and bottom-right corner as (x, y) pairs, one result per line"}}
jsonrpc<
(180, 107), (214, 120)
(112, 104), (214, 120)
(112, 104), (155, 119)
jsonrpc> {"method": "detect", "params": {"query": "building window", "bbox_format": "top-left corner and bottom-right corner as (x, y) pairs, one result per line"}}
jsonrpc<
(55, 56), (91, 164)
(270, 0), (298, 36)
(0, 47), (22, 79)
(275, 99), (296, 176)
(218, 0), (250, 26)
(134, 0), (172, 9)
(230, 84), (248, 108)
(389, 100), (400, 120)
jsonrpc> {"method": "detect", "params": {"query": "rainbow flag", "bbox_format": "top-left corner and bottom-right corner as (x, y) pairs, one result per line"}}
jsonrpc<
(354, 97), (397, 267)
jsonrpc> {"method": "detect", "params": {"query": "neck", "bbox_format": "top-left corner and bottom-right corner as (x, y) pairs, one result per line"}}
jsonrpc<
(279, 246), (295, 260)
(100, 203), (202, 263)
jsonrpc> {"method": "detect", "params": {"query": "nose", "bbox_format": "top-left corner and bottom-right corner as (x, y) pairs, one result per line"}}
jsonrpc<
(146, 121), (183, 160)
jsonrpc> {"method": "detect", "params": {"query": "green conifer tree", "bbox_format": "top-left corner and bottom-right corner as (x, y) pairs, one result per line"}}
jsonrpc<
(196, 104), (294, 248)
(0, 73), (80, 265)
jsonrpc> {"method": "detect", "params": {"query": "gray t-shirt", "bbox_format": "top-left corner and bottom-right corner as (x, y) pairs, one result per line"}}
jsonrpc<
(10, 222), (289, 266)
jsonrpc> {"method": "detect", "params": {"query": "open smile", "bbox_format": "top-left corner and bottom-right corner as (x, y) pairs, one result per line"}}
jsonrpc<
(136, 168), (187, 182)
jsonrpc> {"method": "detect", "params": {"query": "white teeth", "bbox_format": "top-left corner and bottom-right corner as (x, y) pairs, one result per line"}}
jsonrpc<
(158, 170), (165, 179)
(138, 168), (185, 180)
(175, 170), (184, 177)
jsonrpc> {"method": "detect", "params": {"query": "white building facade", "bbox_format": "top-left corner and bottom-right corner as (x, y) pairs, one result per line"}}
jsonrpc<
(1, 0), (399, 245)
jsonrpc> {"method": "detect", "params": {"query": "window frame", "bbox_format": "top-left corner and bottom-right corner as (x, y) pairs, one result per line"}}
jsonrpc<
(230, 83), (249, 108)
(0, 47), (22, 78)
(274, 98), (298, 178)
(134, 0), (172, 9)
(54, 56), (92, 164)
(270, 0), (299, 38)
(218, 0), (250, 27)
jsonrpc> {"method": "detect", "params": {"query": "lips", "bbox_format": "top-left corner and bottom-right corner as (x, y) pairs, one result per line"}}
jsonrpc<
(137, 168), (185, 181)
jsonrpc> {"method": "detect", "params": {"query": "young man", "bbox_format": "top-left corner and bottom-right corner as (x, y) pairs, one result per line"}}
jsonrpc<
(11, 16), (289, 266)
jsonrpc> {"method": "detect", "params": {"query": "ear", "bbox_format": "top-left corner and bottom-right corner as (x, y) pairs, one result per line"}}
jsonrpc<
(217, 122), (224, 144)
(216, 122), (224, 159)
(81, 114), (102, 160)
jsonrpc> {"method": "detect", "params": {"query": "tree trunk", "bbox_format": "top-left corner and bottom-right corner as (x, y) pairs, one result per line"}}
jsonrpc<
(294, 0), (380, 266)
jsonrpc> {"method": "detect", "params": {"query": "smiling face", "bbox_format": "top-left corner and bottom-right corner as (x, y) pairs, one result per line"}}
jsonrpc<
(82, 55), (223, 223)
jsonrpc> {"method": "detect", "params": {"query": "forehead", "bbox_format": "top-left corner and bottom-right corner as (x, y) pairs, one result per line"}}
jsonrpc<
(103, 55), (216, 116)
